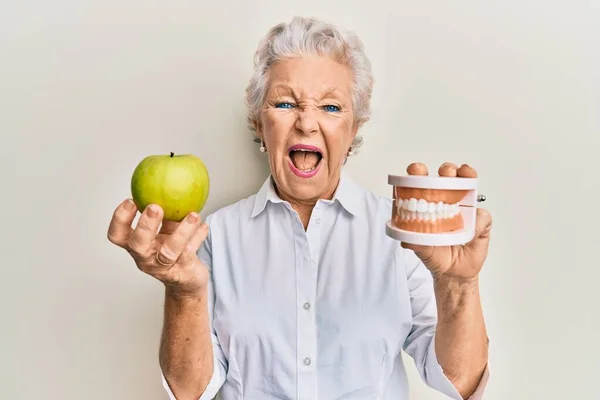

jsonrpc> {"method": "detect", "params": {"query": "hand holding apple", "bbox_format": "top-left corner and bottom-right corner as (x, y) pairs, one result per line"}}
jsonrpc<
(106, 152), (212, 296)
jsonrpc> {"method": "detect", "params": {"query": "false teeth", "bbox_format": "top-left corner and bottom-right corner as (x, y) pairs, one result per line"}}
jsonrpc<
(397, 198), (460, 221)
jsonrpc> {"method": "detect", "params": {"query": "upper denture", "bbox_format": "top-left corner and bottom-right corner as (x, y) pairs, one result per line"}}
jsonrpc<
(396, 198), (460, 221)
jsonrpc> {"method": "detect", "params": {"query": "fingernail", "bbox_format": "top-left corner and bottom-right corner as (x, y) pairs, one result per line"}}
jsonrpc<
(124, 199), (135, 210)
(187, 212), (198, 223)
(201, 222), (209, 230)
(146, 205), (157, 218)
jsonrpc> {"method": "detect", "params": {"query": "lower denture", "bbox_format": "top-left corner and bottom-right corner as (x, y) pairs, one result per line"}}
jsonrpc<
(394, 212), (464, 233)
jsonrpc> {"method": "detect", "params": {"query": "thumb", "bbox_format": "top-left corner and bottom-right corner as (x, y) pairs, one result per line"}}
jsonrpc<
(466, 208), (492, 254)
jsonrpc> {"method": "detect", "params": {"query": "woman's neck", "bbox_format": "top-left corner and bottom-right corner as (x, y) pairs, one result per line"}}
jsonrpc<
(294, 204), (314, 230)
(273, 174), (341, 230)
(275, 188), (336, 231)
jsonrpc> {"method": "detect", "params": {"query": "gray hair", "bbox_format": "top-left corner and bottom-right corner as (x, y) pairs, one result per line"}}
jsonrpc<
(245, 16), (374, 153)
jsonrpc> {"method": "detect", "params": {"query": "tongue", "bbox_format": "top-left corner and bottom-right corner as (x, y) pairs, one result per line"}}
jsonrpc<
(290, 151), (319, 171)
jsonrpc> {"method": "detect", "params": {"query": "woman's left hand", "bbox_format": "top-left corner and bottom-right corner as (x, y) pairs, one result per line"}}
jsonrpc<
(400, 162), (493, 281)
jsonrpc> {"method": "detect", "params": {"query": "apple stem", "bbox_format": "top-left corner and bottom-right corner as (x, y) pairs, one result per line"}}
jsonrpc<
(170, 152), (174, 157)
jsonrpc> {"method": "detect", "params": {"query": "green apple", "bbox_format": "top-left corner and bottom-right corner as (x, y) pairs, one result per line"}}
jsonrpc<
(130, 152), (210, 222)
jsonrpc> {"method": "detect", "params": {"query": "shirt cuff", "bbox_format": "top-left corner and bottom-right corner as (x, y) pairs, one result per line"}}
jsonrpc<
(421, 334), (490, 400)
(160, 354), (225, 400)
(464, 364), (490, 400)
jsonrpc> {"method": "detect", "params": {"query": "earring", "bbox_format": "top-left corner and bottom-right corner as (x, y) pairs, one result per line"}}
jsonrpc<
(347, 148), (354, 157)
(259, 140), (266, 153)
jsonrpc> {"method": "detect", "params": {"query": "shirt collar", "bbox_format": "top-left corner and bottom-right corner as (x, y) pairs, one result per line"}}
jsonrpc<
(250, 169), (362, 218)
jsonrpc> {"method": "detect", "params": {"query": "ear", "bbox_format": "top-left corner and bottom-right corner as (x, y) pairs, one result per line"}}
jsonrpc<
(252, 118), (262, 136)
(350, 122), (360, 143)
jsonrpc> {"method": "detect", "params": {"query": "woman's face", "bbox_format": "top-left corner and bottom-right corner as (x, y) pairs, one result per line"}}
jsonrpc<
(256, 55), (358, 204)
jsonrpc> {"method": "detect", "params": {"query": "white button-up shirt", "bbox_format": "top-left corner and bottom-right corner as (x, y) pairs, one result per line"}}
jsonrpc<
(162, 171), (488, 399)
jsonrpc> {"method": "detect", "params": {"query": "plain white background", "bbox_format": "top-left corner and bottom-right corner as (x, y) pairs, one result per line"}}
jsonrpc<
(2, 1), (599, 399)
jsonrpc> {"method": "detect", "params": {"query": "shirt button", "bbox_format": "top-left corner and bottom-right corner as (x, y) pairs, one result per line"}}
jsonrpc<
(304, 357), (311, 365)
(303, 302), (311, 310)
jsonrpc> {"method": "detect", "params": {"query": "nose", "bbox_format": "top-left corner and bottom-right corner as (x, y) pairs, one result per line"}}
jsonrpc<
(294, 108), (319, 136)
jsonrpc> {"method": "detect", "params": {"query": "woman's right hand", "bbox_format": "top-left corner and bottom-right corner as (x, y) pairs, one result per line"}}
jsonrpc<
(107, 199), (210, 297)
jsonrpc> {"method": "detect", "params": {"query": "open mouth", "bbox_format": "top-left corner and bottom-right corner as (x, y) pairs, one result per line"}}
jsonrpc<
(287, 144), (323, 177)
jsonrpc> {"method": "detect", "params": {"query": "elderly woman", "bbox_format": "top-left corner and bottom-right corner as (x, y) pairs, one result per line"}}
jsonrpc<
(108, 16), (491, 400)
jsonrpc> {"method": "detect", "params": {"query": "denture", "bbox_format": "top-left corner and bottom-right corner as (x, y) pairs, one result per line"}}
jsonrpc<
(390, 162), (477, 234)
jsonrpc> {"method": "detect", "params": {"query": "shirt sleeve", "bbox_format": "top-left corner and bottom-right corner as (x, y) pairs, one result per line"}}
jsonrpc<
(160, 214), (228, 400)
(399, 248), (490, 400)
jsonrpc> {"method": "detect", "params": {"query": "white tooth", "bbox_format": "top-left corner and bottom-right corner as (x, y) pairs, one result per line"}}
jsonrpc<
(431, 212), (437, 222)
(410, 211), (417, 220)
(423, 213), (430, 221)
(443, 204), (449, 218)
(417, 199), (428, 213)
(417, 211), (424, 220)
(427, 202), (436, 213)
(400, 209), (405, 220)
(408, 198), (418, 212)
(437, 201), (444, 213)
(402, 199), (409, 210)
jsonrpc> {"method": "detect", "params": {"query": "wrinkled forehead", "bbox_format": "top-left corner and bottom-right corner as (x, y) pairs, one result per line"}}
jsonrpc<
(266, 57), (354, 101)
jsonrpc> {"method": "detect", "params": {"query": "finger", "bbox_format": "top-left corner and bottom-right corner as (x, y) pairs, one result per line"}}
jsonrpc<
(107, 199), (138, 248)
(128, 204), (163, 258)
(187, 222), (210, 254)
(156, 212), (203, 266)
(159, 219), (180, 235)
(400, 241), (435, 262)
(457, 164), (478, 178)
(406, 162), (428, 175)
(178, 222), (210, 265)
(438, 162), (458, 177)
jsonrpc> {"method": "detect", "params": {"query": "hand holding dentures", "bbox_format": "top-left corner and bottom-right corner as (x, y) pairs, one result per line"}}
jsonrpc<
(399, 162), (493, 281)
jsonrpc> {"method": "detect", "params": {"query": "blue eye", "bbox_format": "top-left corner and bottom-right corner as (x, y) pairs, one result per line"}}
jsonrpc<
(275, 102), (294, 109)
(323, 105), (340, 112)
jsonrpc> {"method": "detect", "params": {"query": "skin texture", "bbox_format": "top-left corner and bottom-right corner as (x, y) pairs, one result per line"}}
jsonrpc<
(107, 202), (214, 399)
(254, 55), (358, 228)
(106, 54), (491, 399)
(401, 162), (491, 398)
